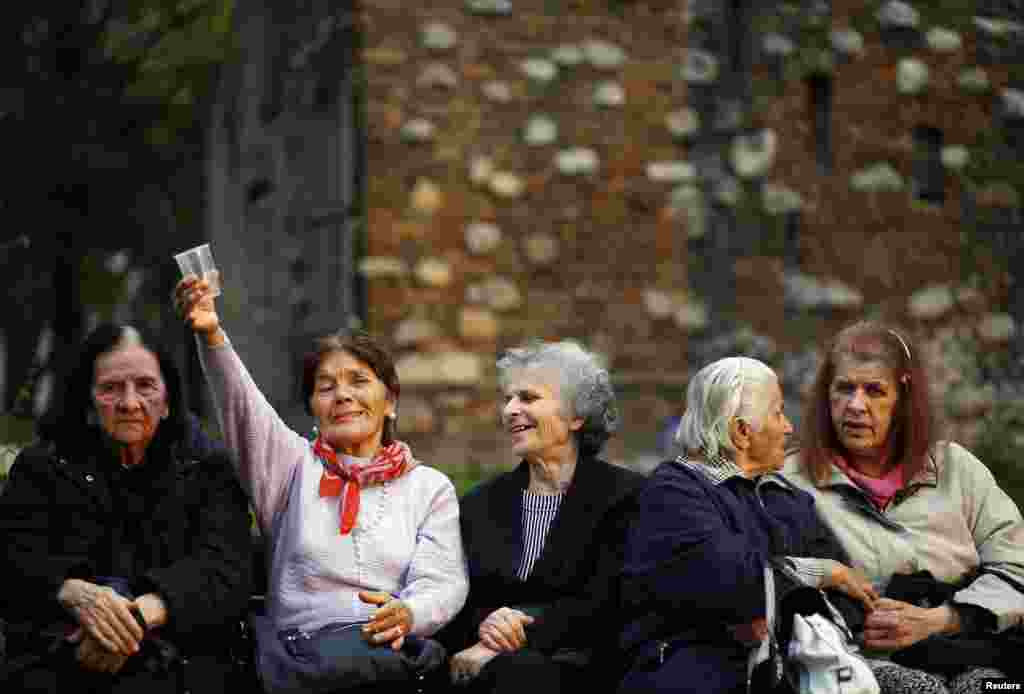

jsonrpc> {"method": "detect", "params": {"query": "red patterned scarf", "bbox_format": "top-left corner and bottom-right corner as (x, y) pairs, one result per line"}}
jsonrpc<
(313, 437), (416, 534)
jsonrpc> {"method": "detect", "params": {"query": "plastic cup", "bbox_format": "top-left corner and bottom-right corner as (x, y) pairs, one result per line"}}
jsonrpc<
(174, 243), (221, 298)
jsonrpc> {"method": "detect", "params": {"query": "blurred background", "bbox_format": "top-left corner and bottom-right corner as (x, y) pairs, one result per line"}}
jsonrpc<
(2, 0), (1024, 504)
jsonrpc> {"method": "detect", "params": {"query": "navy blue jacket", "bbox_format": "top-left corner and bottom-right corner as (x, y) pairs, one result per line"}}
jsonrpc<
(618, 460), (845, 694)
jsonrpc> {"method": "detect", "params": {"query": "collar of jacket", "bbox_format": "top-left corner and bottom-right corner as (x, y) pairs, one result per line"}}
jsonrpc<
(816, 448), (940, 492)
(674, 455), (797, 494)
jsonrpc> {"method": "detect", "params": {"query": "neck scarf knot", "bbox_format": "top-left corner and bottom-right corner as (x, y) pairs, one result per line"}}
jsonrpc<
(313, 437), (415, 534)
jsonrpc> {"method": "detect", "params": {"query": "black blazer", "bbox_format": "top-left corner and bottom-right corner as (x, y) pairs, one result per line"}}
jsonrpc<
(443, 456), (643, 656)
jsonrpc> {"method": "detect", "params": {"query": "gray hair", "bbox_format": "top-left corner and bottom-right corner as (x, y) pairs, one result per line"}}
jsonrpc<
(675, 356), (778, 459)
(496, 341), (618, 458)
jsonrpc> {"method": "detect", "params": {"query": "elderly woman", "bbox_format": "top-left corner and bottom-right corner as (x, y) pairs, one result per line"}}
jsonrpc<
(784, 321), (1024, 693)
(442, 341), (644, 694)
(618, 356), (878, 694)
(0, 324), (253, 693)
(174, 276), (467, 692)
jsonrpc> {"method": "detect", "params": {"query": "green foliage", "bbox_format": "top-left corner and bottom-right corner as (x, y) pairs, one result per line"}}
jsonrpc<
(966, 401), (1024, 509)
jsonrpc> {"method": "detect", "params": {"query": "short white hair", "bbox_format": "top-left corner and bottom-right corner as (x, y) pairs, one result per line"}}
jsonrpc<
(674, 356), (779, 459)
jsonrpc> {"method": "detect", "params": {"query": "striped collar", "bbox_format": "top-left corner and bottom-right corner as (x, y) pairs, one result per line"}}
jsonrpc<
(674, 452), (745, 485)
(674, 453), (795, 492)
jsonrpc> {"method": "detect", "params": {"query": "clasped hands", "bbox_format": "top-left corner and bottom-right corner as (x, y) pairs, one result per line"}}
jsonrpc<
(450, 607), (534, 685)
(57, 579), (147, 674)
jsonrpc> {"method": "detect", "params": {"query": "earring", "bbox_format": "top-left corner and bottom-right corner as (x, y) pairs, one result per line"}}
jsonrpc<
(311, 424), (319, 438)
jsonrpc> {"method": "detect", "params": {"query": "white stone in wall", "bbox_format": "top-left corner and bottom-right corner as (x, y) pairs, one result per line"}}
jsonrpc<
(394, 318), (442, 347)
(762, 33), (796, 58)
(458, 307), (500, 341)
(359, 256), (409, 279)
(523, 114), (558, 146)
(681, 50), (719, 85)
(470, 276), (522, 311)
(465, 221), (503, 255)
(411, 179), (444, 215)
(669, 185), (705, 240)
(674, 299), (708, 332)
(977, 313), (1017, 346)
(550, 44), (584, 66)
(520, 58), (558, 84)
(414, 257), (453, 288)
(926, 27), (962, 53)
(908, 284), (955, 321)
(438, 352), (484, 385)
(666, 108), (700, 141)
(593, 81), (625, 108)
(1002, 89), (1024, 119)
(974, 17), (1024, 39)
(582, 39), (626, 70)
(784, 273), (863, 311)
(762, 184), (804, 215)
(555, 148), (600, 176)
(417, 62), (459, 90)
(643, 288), (675, 319)
(897, 58), (929, 95)
(523, 233), (560, 266)
(958, 67), (991, 94)
(831, 29), (865, 57)
(876, 1), (920, 30)
(488, 171), (525, 199)
(646, 161), (696, 184)
(482, 81), (513, 103)
(731, 129), (777, 180)
(421, 21), (458, 51)
(464, 0), (512, 16)
(400, 118), (436, 143)
(469, 156), (495, 187)
(941, 146), (970, 171)
(850, 163), (905, 192)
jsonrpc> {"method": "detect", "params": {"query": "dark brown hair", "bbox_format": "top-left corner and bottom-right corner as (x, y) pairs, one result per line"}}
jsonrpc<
(301, 330), (400, 445)
(801, 320), (937, 484)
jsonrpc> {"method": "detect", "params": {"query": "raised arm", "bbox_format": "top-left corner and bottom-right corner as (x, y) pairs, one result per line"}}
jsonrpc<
(175, 275), (307, 533)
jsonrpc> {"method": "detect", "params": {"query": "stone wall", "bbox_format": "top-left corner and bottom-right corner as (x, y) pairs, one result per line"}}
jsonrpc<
(360, 1), (694, 464)
(360, 0), (1024, 464)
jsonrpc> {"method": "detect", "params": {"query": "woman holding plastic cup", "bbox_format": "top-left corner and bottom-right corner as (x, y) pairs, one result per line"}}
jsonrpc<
(173, 273), (468, 692)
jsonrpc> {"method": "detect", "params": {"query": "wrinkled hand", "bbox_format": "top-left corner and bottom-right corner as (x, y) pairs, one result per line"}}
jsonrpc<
(821, 561), (879, 612)
(478, 607), (535, 653)
(728, 617), (768, 646)
(863, 598), (955, 651)
(173, 276), (221, 339)
(359, 591), (413, 651)
(450, 642), (500, 685)
(57, 580), (143, 656)
(71, 630), (131, 674)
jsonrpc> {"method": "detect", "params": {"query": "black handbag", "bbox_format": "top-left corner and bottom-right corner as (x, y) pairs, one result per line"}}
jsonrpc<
(252, 615), (447, 694)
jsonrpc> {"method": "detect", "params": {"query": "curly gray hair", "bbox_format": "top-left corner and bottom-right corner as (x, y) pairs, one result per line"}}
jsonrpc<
(496, 341), (618, 458)
(675, 356), (778, 460)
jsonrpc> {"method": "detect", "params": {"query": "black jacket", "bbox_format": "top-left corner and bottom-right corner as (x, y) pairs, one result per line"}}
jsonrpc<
(441, 457), (643, 657)
(0, 425), (253, 658)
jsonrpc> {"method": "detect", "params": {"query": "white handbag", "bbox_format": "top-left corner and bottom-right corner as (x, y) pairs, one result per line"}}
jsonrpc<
(787, 611), (879, 694)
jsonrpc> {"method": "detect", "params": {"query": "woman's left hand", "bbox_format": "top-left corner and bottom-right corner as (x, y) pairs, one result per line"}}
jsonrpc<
(863, 598), (956, 651)
(450, 642), (500, 685)
(71, 629), (131, 674)
(359, 591), (413, 650)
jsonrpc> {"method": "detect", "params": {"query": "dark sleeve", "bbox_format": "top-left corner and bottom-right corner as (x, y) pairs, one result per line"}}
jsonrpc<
(620, 472), (766, 625)
(951, 602), (997, 634)
(526, 482), (642, 652)
(138, 453), (253, 633)
(0, 449), (95, 624)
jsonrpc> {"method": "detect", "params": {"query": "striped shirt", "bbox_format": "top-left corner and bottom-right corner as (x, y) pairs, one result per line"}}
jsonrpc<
(516, 491), (565, 581)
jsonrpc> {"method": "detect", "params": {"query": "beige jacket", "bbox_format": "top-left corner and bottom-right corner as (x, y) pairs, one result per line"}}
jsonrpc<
(783, 442), (1024, 632)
